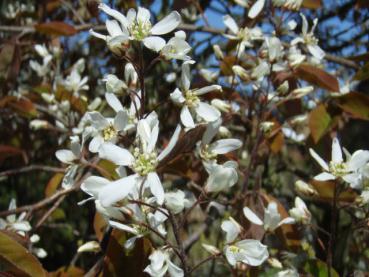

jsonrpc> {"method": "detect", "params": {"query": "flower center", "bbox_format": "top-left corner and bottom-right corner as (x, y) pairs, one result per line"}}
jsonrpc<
(129, 20), (152, 41)
(200, 144), (217, 161)
(329, 162), (348, 177)
(304, 33), (318, 46)
(102, 124), (117, 141)
(238, 27), (251, 41)
(185, 90), (200, 108)
(132, 147), (157, 176)
(229, 245), (241, 253)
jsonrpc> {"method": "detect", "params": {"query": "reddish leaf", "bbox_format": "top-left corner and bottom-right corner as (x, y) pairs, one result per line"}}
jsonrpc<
(0, 145), (28, 165)
(0, 231), (47, 277)
(337, 92), (369, 120)
(49, 266), (84, 277)
(35, 22), (77, 36)
(309, 104), (332, 143)
(0, 96), (38, 117)
(310, 180), (357, 203)
(94, 212), (107, 242)
(302, 0), (322, 9)
(295, 64), (339, 92)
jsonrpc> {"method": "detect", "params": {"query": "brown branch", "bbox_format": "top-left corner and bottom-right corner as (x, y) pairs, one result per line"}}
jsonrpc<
(0, 165), (65, 177)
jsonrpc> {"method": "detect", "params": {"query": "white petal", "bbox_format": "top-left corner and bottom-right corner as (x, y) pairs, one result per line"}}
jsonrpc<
(195, 102), (221, 122)
(223, 15), (239, 35)
(307, 44), (325, 60)
(114, 110), (128, 131)
(236, 239), (269, 266)
(158, 124), (181, 161)
(181, 62), (191, 91)
(143, 36), (166, 52)
(347, 150), (369, 171)
(88, 112), (109, 130)
(342, 173), (361, 188)
(243, 207), (263, 225)
(89, 136), (104, 153)
(309, 148), (329, 171)
(99, 174), (139, 206)
(137, 7), (151, 24)
(194, 85), (222, 96)
(89, 29), (107, 41)
(314, 172), (336, 181)
(137, 119), (152, 146)
(167, 260), (184, 277)
(106, 20), (124, 37)
(202, 119), (221, 145)
(221, 218), (241, 243)
(81, 176), (110, 198)
(55, 150), (76, 164)
(109, 220), (138, 235)
(98, 143), (134, 166)
(278, 217), (295, 226)
(248, 0), (265, 19)
(301, 13), (308, 35)
(99, 3), (129, 34)
(151, 11), (181, 35)
(170, 88), (186, 104)
(210, 139), (242, 155)
(147, 172), (164, 205)
(105, 93), (123, 112)
(180, 106), (195, 128)
(331, 138), (343, 164)
(148, 121), (159, 153)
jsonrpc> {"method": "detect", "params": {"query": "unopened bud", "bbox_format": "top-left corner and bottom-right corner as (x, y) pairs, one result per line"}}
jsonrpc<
(211, 99), (231, 113)
(77, 241), (101, 253)
(277, 81), (289, 95)
(202, 243), (221, 255)
(291, 86), (314, 98)
(104, 74), (126, 94)
(218, 126), (232, 138)
(88, 97), (102, 111)
(30, 119), (49, 130)
(295, 180), (318, 196)
(232, 65), (250, 82)
(267, 258), (283, 269)
(213, 44), (224, 59)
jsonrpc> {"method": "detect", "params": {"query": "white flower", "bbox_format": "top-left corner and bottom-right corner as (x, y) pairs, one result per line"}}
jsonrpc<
(164, 190), (189, 214)
(160, 31), (191, 61)
(94, 116), (181, 206)
(198, 119), (242, 162)
(309, 137), (369, 188)
(77, 241), (101, 253)
(289, 197), (311, 224)
(221, 217), (242, 243)
(91, 4), (182, 52)
(224, 239), (269, 267)
(291, 14), (325, 60)
(109, 220), (145, 249)
(55, 136), (81, 164)
(204, 161), (239, 192)
(64, 69), (89, 96)
(103, 74), (127, 94)
(87, 93), (129, 153)
(0, 199), (31, 236)
(243, 202), (295, 232)
(144, 249), (184, 277)
(170, 62), (221, 129)
(30, 55), (52, 77)
(223, 15), (263, 57)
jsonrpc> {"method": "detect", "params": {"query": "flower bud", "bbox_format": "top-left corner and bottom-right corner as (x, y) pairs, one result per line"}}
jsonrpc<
(211, 99), (231, 113)
(232, 65), (250, 82)
(295, 180), (318, 196)
(30, 119), (49, 130)
(291, 86), (314, 98)
(213, 44), (224, 59)
(107, 36), (129, 56)
(88, 97), (102, 111)
(277, 81), (289, 95)
(267, 258), (283, 269)
(77, 241), (101, 253)
(218, 126), (232, 138)
(202, 243), (221, 255)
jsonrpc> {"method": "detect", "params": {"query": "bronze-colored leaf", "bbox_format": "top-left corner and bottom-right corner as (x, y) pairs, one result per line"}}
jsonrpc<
(309, 104), (332, 143)
(295, 64), (339, 92)
(302, 0), (322, 9)
(0, 231), (47, 277)
(35, 22), (77, 36)
(336, 92), (369, 120)
(45, 173), (64, 197)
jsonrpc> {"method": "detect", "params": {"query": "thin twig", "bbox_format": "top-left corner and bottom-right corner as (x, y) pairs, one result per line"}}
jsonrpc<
(0, 165), (65, 177)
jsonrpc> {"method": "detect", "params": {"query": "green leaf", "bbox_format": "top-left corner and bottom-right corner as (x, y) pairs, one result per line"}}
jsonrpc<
(304, 259), (339, 277)
(0, 231), (47, 277)
(309, 104), (332, 143)
(337, 92), (369, 120)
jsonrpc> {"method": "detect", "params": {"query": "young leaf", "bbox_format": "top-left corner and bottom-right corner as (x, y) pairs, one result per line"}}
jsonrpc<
(309, 104), (331, 143)
(337, 92), (369, 120)
(295, 64), (339, 92)
(35, 22), (77, 36)
(0, 231), (47, 277)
